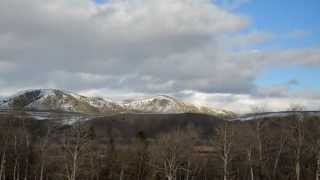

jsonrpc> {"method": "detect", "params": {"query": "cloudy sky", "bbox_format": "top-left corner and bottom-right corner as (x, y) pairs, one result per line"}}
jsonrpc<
(1, 0), (320, 113)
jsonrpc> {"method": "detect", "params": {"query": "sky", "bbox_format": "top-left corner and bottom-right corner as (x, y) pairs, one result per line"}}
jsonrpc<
(0, 0), (320, 113)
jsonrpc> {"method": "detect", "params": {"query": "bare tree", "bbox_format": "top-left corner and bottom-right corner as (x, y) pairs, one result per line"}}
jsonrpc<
(130, 131), (149, 180)
(303, 115), (320, 180)
(212, 121), (234, 180)
(37, 127), (52, 180)
(62, 122), (93, 180)
(250, 105), (268, 180)
(87, 141), (102, 180)
(13, 134), (19, 180)
(272, 129), (288, 179)
(288, 105), (305, 180)
(150, 127), (199, 180)
(316, 140), (320, 180)
(0, 151), (5, 180)
(235, 123), (255, 180)
(0, 129), (8, 180)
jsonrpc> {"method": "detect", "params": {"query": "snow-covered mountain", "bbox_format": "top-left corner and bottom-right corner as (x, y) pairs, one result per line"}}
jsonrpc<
(0, 89), (235, 117)
(0, 89), (124, 114)
(121, 95), (235, 117)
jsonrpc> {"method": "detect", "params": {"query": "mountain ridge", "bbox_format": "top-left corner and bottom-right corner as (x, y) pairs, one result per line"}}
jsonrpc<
(0, 89), (235, 118)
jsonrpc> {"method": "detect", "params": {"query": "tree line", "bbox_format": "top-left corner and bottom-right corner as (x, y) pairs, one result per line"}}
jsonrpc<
(0, 112), (320, 180)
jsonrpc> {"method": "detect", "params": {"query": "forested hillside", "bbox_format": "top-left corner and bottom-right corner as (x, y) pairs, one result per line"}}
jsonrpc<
(0, 112), (320, 180)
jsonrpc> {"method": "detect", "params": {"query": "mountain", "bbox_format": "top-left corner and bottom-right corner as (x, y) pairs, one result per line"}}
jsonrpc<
(122, 95), (234, 117)
(0, 89), (235, 117)
(0, 89), (124, 114)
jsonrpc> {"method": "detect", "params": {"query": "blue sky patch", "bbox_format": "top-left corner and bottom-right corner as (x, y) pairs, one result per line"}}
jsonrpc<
(256, 65), (320, 92)
(237, 0), (320, 49)
(95, 0), (107, 5)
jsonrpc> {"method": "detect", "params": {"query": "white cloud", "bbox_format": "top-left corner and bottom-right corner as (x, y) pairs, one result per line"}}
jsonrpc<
(180, 91), (320, 114)
(0, 0), (319, 113)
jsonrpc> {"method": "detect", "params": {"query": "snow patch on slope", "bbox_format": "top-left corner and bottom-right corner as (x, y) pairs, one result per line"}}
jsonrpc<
(86, 97), (115, 108)
(121, 95), (184, 113)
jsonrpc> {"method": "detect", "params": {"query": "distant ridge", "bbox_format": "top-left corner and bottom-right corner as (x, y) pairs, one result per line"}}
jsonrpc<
(0, 89), (235, 118)
(236, 111), (320, 121)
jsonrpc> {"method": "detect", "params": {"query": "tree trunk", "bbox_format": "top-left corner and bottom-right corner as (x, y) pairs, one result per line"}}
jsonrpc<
(316, 152), (320, 180)
(257, 122), (263, 180)
(167, 175), (173, 180)
(119, 167), (124, 180)
(0, 152), (6, 180)
(2, 166), (5, 180)
(224, 158), (228, 180)
(17, 163), (20, 180)
(295, 117), (303, 180)
(24, 158), (29, 180)
(246, 147), (254, 180)
(72, 149), (78, 180)
(273, 136), (286, 179)
(223, 124), (229, 180)
(296, 161), (300, 180)
(39, 161), (44, 180)
(186, 160), (190, 180)
(13, 159), (17, 180)
(250, 167), (254, 180)
(13, 135), (17, 180)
